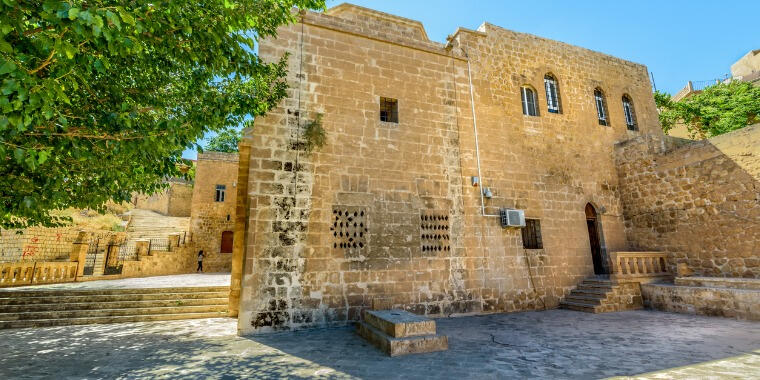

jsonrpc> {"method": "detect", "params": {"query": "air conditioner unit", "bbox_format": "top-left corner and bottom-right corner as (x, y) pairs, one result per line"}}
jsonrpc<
(500, 208), (525, 228)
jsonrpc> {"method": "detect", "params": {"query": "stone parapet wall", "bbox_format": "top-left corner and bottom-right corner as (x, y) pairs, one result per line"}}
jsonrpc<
(642, 282), (760, 321)
(122, 246), (197, 278)
(615, 125), (760, 278)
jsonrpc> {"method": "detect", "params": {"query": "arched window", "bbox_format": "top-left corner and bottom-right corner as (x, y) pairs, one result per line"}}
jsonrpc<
(622, 94), (637, 131)
(521, 86), (539, 116)
(594, 88), (608, 126)
(544, 74), (560, 113)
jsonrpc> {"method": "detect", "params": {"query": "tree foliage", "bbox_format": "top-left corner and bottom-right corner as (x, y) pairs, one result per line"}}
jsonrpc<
(204, 128), (241, 153)
(0, 0), (324, 228)
(655, 81), (760, 139)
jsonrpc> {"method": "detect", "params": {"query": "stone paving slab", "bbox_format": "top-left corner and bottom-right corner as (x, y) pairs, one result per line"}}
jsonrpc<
(0, 309), (758, 379)
(3, 273), (231, 291)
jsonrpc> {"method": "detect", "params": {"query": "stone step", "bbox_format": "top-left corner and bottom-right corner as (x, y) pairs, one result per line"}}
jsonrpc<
(564, 294), (604, 305)
(356, 321), (448, 357)
(0, 305), (228, 321)
(0, 286), (229, 298)
(0, 291), (229, 305)
(363, 309), (436, 338)
(0, 311), (229, 329)
(559, 300), (600, 313)
(0, 297), (228, 312)
(571, 288), (610, 297)
(576, 283), (615, 291)
(581, 278), (614, 285)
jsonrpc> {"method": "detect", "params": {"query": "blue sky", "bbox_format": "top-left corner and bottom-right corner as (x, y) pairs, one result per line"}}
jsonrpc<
(184, 0), (759, 159)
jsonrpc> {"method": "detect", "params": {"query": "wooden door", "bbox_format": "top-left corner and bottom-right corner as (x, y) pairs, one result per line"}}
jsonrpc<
(585, 203), (605, 275)
(220, 231), (234, 253)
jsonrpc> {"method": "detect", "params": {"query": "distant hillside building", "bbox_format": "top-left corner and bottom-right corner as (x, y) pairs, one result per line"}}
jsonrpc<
(668, 49), (759, 139)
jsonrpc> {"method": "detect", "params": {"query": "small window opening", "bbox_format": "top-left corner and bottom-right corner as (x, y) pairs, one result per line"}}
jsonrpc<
(622, 95), (637, 131)
(521, 219), (543, 249)
(521, 86), (539, 116)
(594, 88), (608, 126)
(380, 97), (398, 123)
(544, 74), (561, 114)
(215, 185), (226, 202)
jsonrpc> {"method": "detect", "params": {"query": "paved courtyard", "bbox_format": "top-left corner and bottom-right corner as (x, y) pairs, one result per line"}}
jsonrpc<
(0, 309), (757, 379)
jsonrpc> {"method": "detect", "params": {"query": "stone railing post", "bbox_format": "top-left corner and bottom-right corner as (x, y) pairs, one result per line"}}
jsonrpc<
(136, 240), (150, 259)
(74, 235), (90, 278)
(70, 231), (88, 262)
(168, 234), (180, 252)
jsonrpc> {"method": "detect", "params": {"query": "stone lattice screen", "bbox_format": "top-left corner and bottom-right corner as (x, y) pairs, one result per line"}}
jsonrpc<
(331, 207), (368, 255)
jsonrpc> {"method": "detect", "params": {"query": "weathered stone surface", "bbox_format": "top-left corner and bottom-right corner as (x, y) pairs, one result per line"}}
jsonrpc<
(614, 125), (760, 279)
(363, 309), (436, 338)
(238, 2), (658, 334)
(134, 181), (193, 217)
(675, 276), (760, 290)
(355, 320), (447, 357)
(642, 282), (760, 321)
(561, 278), (643, 313)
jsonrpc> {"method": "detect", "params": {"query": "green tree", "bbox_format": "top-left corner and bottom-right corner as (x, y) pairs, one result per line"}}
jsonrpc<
(656, 81), (760, 139)
(0, 0), (324, 229)
(204, 128), (241, 153)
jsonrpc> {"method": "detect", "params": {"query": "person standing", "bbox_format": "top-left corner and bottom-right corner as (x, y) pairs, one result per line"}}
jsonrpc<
(197, 250), (204, 273)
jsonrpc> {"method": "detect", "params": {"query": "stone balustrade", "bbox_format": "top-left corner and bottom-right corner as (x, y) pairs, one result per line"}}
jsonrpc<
(610, 252), (671, 283)
(0, 261), (78, 287)
(32, 262), (79, 285)
(0, 263), (36, 286)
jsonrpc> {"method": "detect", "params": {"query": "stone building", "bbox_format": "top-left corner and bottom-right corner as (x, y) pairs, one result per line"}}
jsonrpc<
(668, 48), (759, 139)
(231, 4), (755, 334)
(189, 152), (239, 272)
(133, 179), (193, 217)
(730, 49), (760, 84)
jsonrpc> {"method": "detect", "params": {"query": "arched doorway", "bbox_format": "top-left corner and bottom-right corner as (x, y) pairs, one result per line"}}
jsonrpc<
(585, 203), (607, 275)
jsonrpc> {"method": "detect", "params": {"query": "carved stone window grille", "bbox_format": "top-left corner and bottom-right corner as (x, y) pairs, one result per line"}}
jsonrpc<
(331, 207), (368, 250)
(420, 212), (450, 253)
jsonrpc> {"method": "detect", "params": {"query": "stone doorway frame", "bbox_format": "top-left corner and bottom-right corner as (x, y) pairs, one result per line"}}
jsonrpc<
(585, 203), (609, 275)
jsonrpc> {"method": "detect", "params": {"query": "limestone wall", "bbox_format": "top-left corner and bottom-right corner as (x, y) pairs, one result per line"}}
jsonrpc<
(167, 182), (193, 217)
(189, 152), (238, 272)
(238, 5), (659, 334)
(642, 283), (760, 321)
(0, 228), (81, 263)
(615, 125), (760, 278)
(134, 181), (193, 217)
(122, 246), (196, 278)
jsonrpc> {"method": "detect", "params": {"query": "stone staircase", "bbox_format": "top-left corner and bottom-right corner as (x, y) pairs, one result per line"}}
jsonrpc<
(559, 277), (643, 313)
(0, 286), (229, 329)
(356, 309), (448, 356)
(126, 209), (189, 240)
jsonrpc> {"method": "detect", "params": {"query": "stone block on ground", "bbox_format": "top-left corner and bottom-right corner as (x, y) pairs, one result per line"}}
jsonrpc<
(356, 309), (447, 356)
